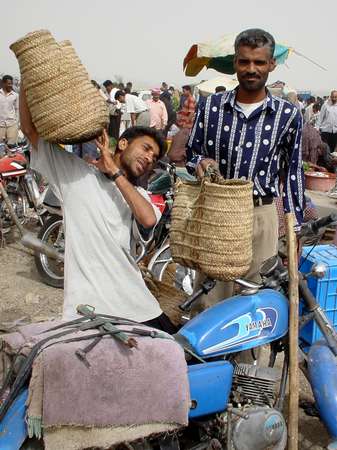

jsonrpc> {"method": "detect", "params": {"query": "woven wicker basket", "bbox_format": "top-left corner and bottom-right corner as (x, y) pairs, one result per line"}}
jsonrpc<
(170, 177), (254, 281)
(141, 266), (187, 326)
(10, 30), (109, 144)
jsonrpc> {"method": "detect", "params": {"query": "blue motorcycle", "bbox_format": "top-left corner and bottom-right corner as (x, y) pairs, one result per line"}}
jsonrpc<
(1, 215), (337, 450)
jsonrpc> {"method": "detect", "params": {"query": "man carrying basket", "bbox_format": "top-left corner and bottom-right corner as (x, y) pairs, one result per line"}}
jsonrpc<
(186, 28), (304, 309)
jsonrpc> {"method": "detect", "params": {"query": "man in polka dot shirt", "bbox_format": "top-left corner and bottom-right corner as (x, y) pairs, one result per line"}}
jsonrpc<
(187, 28), (304, 307)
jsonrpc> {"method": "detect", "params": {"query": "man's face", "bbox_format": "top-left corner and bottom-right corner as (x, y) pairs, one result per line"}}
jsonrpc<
(234, 45), (276, 92)
(152, 93), (160, 102)
(117, 95), (126, 104)
(119, 135), (160, 178)
(3, 79), (13, 93)
(182, 88), (190, 96)
(331, 91), (337, 104)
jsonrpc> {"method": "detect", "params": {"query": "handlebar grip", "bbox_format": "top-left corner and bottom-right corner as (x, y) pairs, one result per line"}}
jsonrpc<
(179, 288), (203, 311)
(311, 214), (337, 233)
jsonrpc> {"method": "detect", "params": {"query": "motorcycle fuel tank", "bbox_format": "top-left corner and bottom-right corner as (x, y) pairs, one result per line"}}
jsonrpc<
(0, 154), (27, 176)
(178, 289), (289, 358)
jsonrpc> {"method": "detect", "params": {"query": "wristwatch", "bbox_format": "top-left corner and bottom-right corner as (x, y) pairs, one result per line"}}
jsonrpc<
(105, 169), (124, 182)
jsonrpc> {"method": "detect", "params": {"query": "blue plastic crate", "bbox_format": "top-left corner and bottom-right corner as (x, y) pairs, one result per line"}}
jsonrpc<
(300, 244), (337, 346)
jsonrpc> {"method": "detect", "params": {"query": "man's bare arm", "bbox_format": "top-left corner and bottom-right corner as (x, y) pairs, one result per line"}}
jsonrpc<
(19, 87), (39, 149)
(93, 130), (157, 229)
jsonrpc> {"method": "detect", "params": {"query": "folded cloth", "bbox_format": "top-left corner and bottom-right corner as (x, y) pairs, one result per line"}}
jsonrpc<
(0, 320), (63, 388)
(15, 321), (190, 449)
(42, 333), (189, 427)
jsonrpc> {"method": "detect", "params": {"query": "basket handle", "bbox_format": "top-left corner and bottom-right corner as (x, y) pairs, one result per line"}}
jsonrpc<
(204, 164), (222, 183)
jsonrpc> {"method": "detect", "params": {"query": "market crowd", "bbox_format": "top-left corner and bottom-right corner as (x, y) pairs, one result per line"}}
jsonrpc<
(1, 28), (337, 326)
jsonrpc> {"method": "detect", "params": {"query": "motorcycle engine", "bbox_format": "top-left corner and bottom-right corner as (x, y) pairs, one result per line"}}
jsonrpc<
(231, 406), (286, 450)
(0, 183), (25, 227)
(230, 363), (287, 450)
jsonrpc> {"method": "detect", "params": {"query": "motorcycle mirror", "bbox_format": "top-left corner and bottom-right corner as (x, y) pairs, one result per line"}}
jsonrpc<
(311, 262), (328, 279)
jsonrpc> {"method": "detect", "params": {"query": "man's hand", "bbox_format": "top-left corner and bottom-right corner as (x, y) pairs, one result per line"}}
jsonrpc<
(92, 130), (119, 176)
(196, 158), (219, 179)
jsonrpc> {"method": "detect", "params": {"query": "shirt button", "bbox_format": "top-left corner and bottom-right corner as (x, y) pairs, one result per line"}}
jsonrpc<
(240, 113), (245, 119)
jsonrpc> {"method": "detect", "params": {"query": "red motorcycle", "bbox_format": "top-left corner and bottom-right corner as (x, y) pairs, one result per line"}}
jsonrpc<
(0, 141), (43, 239)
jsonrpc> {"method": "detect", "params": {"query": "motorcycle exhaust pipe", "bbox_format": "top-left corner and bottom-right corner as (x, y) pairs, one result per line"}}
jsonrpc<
(21, 232), (64, 262)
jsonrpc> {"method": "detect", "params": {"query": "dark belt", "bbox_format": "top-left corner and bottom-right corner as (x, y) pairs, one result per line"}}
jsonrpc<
(253, 195), (274, 207)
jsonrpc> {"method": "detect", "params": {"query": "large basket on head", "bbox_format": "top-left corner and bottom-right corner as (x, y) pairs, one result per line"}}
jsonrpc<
(170, 175), (254, 281)
(10, 30), (109, 144)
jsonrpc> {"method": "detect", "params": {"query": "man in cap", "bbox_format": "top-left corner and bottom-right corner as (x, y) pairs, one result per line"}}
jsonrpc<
(146, 88), (168, 132)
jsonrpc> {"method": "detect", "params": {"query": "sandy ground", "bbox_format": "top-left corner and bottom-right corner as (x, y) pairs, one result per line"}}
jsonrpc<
(0, 236), (63, 326)
(0, 227), (332, 449)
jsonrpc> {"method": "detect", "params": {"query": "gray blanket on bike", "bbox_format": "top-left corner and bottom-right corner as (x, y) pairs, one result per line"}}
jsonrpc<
(1, 321), (189, 440)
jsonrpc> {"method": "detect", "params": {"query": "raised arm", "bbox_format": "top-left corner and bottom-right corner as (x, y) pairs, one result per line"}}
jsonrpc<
(19, 86), (39, 149)
(94, 130), (157, 229)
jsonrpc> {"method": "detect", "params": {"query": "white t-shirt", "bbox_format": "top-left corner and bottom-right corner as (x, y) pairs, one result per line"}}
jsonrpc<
(109, 88), (118, 102)
(31, 140), (162, 322)
(236, 100), (265, 118)
(125, 94), (148, 114)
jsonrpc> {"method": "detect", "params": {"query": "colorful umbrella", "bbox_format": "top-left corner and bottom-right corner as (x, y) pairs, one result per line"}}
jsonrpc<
(183, 34), (292, 77)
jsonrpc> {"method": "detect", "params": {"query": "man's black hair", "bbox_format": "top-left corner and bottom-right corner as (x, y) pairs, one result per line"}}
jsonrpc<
(124, 87), (131, 94)
(313, 102), (321, 113)
(182, 85), (192, 92)
(91, 79), (100, 90)
(118, 126), (167, 160)
(103, 80), (113, 88)
(215, 85), (226, 93)
(234, 28), (275, 58)
(114, 90), (125, 100)
(2, 75), (13, 83)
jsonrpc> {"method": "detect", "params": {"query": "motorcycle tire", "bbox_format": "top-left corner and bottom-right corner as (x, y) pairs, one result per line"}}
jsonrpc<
(34, 215), (64, 288)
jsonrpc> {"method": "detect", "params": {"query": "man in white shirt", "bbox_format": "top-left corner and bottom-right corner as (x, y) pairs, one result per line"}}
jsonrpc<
(317, 90), (337, 152)
(19, 87), (176, 333)
(0, 75), (19, 145)
(124, 89), (150, 129)
(304, 96), (315, 124)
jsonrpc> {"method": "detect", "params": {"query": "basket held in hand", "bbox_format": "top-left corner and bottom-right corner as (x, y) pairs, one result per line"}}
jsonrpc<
(170, 174), (254, 281)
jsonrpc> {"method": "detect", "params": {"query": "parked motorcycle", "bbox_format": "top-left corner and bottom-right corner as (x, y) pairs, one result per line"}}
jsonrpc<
(0, 140), (43, 239)
(32, 187), (64, 288)
(147, 162), (196, 295)
(1, 214), (337, 449)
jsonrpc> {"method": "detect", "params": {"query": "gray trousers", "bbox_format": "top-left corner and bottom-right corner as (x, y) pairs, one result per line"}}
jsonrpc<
(136, 111), (150, 127)
(191, 203), (279, 315)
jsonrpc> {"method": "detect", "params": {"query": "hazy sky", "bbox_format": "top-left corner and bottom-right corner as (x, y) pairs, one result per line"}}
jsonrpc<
(2, 0), (336, 93)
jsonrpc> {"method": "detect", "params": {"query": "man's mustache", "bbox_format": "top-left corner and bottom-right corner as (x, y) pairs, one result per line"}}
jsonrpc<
(243, 74), (261, 79)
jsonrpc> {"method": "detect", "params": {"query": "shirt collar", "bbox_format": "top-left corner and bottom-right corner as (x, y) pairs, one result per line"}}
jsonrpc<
(0, 88), (15, 96)
(223, 87), (276, 113)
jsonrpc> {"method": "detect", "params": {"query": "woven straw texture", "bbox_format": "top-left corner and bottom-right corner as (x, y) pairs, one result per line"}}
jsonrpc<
(140, 266), (186, 326)
(10, 30), (109, 144)
(170, 177), (254, 281)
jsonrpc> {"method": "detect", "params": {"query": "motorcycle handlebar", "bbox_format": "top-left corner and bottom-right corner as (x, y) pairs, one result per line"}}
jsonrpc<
(311, 214), (337, 233)
(179, 278), (216, 312)
(298, 213), (337, 238)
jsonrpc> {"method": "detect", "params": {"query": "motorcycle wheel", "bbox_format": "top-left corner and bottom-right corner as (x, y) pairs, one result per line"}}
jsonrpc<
(34, 215), (64, 288)
(147, 243), (195, 296)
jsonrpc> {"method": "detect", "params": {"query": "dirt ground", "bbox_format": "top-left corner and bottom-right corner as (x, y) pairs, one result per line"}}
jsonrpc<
(0, 228), (332, 449)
